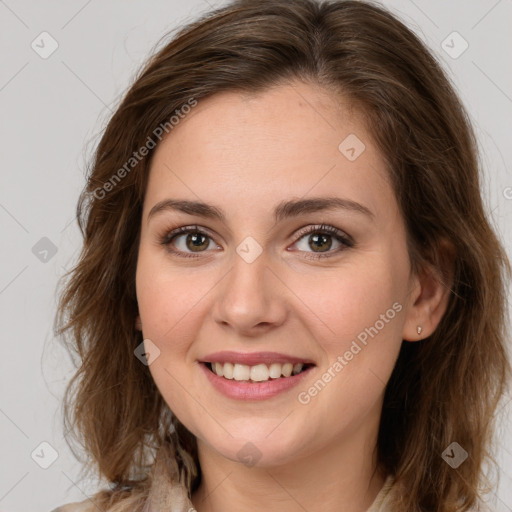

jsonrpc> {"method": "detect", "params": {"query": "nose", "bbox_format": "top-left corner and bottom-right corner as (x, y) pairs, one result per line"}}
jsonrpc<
(212, 246), (288, 336)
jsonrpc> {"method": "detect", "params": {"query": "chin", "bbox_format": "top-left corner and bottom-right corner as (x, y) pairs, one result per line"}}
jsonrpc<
(198, 426), (311, 469)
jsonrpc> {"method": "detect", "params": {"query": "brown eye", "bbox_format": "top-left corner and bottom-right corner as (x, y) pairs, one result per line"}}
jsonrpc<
(308, 233), (333, 252)
(160, 225), (218, 258)
(291, 224), (353, 259)
(183, 232), (210, 252)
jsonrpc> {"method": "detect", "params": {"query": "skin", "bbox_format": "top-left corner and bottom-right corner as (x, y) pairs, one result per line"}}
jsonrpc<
(135, 81), (450, 512)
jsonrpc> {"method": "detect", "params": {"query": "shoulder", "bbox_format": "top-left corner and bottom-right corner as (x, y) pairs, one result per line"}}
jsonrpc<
(473, 500), (498, 512)
(50, 499), (98, 512)
(367, 475), (497, 512)
(367, 474), (395, 511)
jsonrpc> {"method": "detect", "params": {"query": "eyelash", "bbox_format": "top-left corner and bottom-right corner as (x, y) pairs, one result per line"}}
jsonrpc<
(159, 223), (354, 260)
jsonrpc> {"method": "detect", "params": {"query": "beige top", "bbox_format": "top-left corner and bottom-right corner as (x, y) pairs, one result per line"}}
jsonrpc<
(51, 475), (395, 512)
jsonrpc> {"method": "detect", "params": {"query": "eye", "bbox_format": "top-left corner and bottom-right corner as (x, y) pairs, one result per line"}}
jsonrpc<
(160, 225), (219, 259)
(290, 224), (353, 259)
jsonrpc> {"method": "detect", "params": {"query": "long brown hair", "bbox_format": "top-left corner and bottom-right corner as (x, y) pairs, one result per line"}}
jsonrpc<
(55, 0), (511, 510)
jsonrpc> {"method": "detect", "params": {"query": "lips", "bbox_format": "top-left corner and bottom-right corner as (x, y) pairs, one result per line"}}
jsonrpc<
(198, 351), (316, 399)
(200, 362), (314, 400)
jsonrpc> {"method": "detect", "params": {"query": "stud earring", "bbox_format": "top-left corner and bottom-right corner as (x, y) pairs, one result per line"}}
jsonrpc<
(417, 325), (423, 335)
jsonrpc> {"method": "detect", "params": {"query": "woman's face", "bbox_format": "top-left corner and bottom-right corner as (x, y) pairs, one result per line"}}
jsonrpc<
(135, 81), (420, 467)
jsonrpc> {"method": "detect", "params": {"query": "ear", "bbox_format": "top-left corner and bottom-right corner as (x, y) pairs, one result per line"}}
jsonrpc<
(135, 315), (143, 331)
(402, 240), (455, 342)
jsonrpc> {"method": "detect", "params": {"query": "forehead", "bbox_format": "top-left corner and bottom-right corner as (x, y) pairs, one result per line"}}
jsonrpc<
(143, 82), (395, 224)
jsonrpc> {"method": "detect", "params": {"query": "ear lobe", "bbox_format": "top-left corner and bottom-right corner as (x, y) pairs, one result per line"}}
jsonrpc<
(135, 315), (143, 331)
(402, 240), (455, 342)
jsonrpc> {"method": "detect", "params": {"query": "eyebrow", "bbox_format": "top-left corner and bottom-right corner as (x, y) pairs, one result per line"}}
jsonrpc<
(147, 196), (374, 225)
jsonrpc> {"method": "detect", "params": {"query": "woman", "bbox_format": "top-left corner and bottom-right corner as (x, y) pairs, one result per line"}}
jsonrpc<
(52, 0), (510, 510)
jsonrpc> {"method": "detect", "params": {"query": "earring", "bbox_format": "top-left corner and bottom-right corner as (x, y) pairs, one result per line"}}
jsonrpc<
(417, 325), (423, 335)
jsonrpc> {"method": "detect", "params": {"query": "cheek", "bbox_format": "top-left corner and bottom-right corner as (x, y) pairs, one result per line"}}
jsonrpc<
(135, 254), (210, 426)
(290, 260), (405, 349)
(290, 258), (406, 404)
(135, 245), (216, 345)
(134, 247), (220, 401)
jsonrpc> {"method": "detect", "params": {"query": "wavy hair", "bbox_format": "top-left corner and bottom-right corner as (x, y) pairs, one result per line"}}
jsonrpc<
(54, 0), (511, 510)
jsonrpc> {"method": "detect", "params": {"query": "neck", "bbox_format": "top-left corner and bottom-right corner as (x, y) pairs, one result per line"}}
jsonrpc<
(191, 418), (386, 512)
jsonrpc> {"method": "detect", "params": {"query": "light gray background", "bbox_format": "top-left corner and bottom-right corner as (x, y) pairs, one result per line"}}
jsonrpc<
(1, 1), (511, 511)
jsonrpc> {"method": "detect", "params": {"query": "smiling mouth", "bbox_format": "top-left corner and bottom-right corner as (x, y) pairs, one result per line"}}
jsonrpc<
(204, 361), (314, 382)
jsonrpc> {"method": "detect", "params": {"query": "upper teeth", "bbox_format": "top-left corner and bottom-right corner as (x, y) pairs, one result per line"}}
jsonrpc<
(211, 362), (305, 381)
